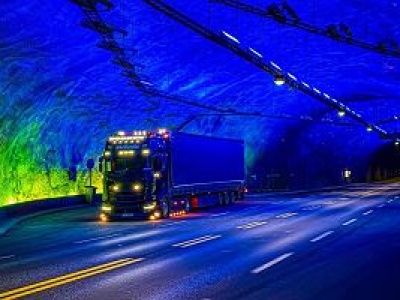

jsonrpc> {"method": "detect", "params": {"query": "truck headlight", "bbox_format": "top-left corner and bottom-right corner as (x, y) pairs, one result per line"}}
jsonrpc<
(143, 201), (157, 211)
(133, 183), (143, 192)
(111, 184), (120, 192)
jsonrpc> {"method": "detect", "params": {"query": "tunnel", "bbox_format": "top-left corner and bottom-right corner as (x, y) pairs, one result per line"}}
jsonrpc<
(1, 1), (400, 299)
(1, 0), (399, 206)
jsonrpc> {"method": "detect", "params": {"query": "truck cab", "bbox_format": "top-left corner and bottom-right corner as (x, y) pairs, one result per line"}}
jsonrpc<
(99, 129), (176, 221)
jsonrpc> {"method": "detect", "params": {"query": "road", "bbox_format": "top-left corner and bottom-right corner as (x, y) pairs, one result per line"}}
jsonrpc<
(1, 183), (400, 299)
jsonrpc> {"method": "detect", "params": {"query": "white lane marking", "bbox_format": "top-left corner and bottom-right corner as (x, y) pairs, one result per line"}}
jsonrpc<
(251, 252), (294, 274)
(210, 212), (228, 217)
(173, 235), (222, 248)
(160, 220), (187, 227)
(74, 233), (121, 244)
(342, 218), (358, 226)
(378, 204), (385, 208)
(387, 199), (393, 203)
(237, 221), (267, 229)
(276, 212), (298, 219)
(173, 235), (214, 247)
(310, 231), (334, 243)
(0, 255), (15, 260)
(363, 210), (374, 216)
(180, 235), (222, 248)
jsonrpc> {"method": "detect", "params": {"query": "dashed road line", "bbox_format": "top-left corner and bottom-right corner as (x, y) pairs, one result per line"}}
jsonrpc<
(276, 212), (298, 219)
(310, 231), (334, 243)
(210, 212), (228, 217)
(378, 203), (386, 208)
(251, 252), (294, 274)
(363, 210), (374, 216)
(74, 233), (121, 244)
(237, 221), (267, 229)
(173, 235), (222, 248)
(342, 218), (358, 226)
(0, 255), (15, 260)
(160, 220), (187, 227)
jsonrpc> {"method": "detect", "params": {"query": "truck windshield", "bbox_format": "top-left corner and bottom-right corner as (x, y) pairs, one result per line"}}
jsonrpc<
(113, 157), (146, 172)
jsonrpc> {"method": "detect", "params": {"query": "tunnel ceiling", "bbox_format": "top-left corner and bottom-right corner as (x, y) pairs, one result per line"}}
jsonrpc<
(1, 0), (400, 203)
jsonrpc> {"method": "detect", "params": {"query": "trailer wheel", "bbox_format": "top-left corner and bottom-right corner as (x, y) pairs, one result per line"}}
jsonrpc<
(231, 192), (237, 204)
(161, 199), (170, 219)
(218, 193), (226, 206)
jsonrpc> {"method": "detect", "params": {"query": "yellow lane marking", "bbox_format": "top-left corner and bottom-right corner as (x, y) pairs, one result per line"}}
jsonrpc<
(0, 258), (144, 299)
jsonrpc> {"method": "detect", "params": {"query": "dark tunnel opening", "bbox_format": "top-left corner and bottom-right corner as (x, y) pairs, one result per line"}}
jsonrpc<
(368, 143), (400, 182)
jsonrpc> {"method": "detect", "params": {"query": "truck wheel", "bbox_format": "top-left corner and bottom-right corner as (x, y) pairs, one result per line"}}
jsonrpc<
(218, 193), (225, 206)
(161, 199), (170, 219)
(184, 198), (191, 213)
(230, 192), (237, 204)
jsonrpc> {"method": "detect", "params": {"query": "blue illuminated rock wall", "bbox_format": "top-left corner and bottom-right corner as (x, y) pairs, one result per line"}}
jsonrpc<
(0, 0), (399, 205)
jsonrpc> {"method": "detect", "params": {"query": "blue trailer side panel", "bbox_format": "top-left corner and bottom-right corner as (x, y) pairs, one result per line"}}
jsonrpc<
(171, 132), (245, 186)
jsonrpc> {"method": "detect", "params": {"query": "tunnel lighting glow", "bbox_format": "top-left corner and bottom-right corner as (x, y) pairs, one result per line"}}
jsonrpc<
(274, 74), (285, 86)
(248, 47), (263, 58)
(287, 73), (297, 81)
(332, 98), (338, 103)
(270, 61), (282, 70)
(313, 87), (321, 94)
(142, 149), (150, 156)
(140, 80), (153, 86)
(323, 93), (330, 99)
(221, 30), (240, 43)
(338, 110), (346, 117)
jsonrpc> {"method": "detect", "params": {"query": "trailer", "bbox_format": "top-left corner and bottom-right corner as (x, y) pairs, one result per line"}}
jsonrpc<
(99, 129), (245, 221)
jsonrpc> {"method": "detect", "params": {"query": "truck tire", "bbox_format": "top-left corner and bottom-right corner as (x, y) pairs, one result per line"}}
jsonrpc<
(230, 191), (237, 204)
(161, 199), (170, 219)
(184, 198), (191, 212)
(218, 193), (226, 206)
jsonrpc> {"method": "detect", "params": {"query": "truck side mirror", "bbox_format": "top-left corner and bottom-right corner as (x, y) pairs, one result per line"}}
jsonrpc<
(99, 157), (104, 173)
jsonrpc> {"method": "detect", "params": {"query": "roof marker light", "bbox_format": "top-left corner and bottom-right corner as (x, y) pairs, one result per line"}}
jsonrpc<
(221, 31), (240, 43)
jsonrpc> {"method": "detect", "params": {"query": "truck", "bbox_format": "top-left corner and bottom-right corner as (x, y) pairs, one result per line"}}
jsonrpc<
(98, 129), (245, 221)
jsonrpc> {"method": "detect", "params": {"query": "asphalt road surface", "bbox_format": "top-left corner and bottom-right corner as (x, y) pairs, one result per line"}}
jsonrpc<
(1, 183), (400, 299)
